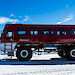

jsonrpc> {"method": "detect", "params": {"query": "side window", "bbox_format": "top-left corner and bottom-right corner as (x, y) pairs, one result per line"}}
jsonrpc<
(57, 29), (66, 35)
(31, 31), (33, 35)
(44, 29), (53, 35)
(18, 29), (27, 34)
(7, 32), (12, 37)
(57, 31), (60, 35)
(62, 31), (66, 35)
(50, 30), (53, 34)
(70, 29), (75, 35)
(34, 31), (38, 35)
(30, 29), (40, 35)
(44, 31), (49, 34)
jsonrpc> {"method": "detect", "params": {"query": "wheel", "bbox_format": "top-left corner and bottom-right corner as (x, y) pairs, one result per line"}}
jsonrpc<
(57, 45), (75, 60)
(58, 50), (64, 58)
(57, 46), (68, 58)
(57, 46), (65, 58)
(16, 47), (32, 61)
(67, 49), (75, 60)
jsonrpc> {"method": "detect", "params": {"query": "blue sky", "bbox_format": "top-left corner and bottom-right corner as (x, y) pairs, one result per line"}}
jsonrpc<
(0, 0), (75, 30)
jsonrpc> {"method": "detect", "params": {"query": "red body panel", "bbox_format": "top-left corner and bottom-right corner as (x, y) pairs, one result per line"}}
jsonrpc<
(1, 24), (75, 44)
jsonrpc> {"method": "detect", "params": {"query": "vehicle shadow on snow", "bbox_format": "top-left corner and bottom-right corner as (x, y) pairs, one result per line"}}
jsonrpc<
(0, 58), (75, 65)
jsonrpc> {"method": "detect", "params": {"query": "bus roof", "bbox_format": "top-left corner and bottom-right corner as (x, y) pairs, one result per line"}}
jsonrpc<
(5, 24), (75, 27)
(3, 24), (75, 31)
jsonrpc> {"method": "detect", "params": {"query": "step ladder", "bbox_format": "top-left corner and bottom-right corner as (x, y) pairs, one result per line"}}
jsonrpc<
(4, 43), (14, 57)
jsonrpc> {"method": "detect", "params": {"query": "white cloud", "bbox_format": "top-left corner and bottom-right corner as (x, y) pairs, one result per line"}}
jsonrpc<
(25, 15), (29, 19)
(19, 16), (22, 18)
(24, 18), (28, 21)
(56, 15), (73, 24)
(25, 15), (30, 21)
(0, 17), (19, 24)
(10, 14), (15, 17)
(56, 22), (62, 24)
(0, 15), (30, 24)
(21, 15), (30, 23)
(63, 17), (72, 22)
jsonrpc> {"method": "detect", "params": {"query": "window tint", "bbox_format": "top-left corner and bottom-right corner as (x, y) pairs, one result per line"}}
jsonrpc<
(18, 31), (26, 34)
(44, 31), (49, 34)
(70, 29), (75, 35)
(18, 29), (27, 34)
(44, 29), (53, 35)
(57, 29), (66, 35)
(34, 31), (38, 35)
(31, 31), (33, 35)
(57, 31), (60, 35)
(30, 29), (40, 35)
(50, 31), (53, 34)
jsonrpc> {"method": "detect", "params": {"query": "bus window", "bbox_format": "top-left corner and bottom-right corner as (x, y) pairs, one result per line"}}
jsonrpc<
(18, 29), (27, 34)
(57, 31), (60, 35)
(57, 29), (66, 35)
(70, 29), (75, 35)
(50, 30), (53, 34)
(62, 31), (66, 35)
(7, 32), (12, 37)
(30, 29), (40, 35)
(44, 29), (53, 35)
(44, 31), (49, 34)
(31, 31), (33, 35)
(34, 31), (38, 35)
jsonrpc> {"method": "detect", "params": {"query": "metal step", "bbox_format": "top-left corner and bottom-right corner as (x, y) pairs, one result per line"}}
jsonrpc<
(6, 48), (12, 49)
(5, 45), (11, 46)
(8, 51), (14, 56)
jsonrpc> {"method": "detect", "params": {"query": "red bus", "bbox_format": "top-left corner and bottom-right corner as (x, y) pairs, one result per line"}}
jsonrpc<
(1, 24), (75, 61)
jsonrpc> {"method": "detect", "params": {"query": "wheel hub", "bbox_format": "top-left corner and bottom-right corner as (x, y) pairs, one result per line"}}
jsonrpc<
(70, 49), (75, 57)
(20, 50), (28, 58)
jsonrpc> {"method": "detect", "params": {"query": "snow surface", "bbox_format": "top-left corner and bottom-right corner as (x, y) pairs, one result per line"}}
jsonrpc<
(0, 65), (75, 75)
(0, 53), (75, 75)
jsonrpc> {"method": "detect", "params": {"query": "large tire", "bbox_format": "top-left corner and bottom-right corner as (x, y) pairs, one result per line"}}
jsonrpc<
(16, 47), (32, 61)
(58, 50), (64, 58)
(57, 46), (68, 58)
(67, 48), (75, 60)
(57, 46), (65, 58)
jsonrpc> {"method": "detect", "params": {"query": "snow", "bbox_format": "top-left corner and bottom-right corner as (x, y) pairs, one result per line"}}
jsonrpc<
(0, 65), (75, 75)
(0, 53), (75, 75)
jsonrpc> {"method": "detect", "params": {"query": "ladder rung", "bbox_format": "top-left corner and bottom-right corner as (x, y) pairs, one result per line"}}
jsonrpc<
(1, 50), (13, 52)
(5, 48), (11, 50)
(5, 45), (12, 46)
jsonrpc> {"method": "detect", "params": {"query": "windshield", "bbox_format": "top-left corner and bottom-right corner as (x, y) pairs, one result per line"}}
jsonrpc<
(1, 32), (4, 37)
(0, 30), (3, 37)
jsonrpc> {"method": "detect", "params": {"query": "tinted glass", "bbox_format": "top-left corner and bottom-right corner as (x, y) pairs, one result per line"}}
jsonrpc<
(57, 29), (66, 35)
(44, 29), (53, 35)
(8, 32), (12, 37)
(70, 29), (75, 35)
(30, 29), (40, 35)
(44, 31), (49, 34)
(34, 31), (38, 35)
(18, 31), (26, 34)
(31, 31), (33, 35)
